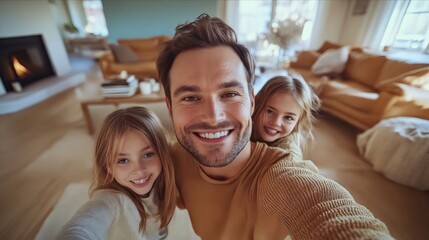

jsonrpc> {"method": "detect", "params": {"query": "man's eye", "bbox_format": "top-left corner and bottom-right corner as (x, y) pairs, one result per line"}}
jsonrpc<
(117, 158), (129, 164)
(182, 96), (199, 102)
(222, 92), (239, 98)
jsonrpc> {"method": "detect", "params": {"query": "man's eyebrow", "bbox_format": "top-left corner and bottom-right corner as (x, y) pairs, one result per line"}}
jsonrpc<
(173, 85), (201, 97)
(219, 80), (246, 91)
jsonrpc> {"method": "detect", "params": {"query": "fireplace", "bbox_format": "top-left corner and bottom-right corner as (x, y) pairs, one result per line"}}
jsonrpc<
(0, 35), (55, 92)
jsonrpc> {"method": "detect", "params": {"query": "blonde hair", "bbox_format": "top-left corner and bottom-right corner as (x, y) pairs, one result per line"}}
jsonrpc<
(91, 106), (176, 232)
(251, 76), (320, 151)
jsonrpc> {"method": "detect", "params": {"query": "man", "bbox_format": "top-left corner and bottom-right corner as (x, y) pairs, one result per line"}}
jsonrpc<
(156, 14), (391, 239)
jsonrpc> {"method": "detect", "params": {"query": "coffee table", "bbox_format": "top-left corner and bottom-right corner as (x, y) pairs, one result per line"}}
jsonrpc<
(79, 89), (164, 134)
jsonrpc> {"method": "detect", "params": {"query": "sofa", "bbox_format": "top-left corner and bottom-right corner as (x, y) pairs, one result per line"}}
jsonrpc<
(98, 35), (170, 80)
(289, 41), (429, 130)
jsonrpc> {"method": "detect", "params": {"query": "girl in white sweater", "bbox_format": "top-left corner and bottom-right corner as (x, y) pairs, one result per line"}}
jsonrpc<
(56, 106), (198, 239)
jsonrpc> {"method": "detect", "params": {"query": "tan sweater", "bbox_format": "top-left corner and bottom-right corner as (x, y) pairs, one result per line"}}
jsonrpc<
(172, 141), (391, 240)
(276, 132), (303, 160)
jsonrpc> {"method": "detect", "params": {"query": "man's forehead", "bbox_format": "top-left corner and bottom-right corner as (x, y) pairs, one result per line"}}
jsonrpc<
(169, 47), (248, 85)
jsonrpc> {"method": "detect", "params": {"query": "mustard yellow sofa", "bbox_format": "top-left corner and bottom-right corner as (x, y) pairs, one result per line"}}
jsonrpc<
(98, 35), (170, 80)
(290, 42), (429, 130)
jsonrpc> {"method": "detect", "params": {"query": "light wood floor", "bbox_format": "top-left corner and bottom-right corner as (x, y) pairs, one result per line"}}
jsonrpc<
(0, 55), (98, 239)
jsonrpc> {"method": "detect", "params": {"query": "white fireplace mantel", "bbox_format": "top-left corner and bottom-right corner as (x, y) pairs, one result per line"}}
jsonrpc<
(0, 1), (84, 114)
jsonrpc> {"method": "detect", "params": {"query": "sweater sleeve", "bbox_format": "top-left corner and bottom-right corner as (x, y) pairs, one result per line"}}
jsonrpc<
(277, 137), (303, 161)
(257, 159), (392, 240)
(55, 190), (122, 240)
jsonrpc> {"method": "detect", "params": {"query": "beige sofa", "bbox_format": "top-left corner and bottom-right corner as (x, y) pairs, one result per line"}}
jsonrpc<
(290, 42), (429, 130)
(98, 35), (170, 80)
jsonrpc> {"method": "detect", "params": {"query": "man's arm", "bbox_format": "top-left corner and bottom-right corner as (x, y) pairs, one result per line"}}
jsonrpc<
(257, 160), (392, 239)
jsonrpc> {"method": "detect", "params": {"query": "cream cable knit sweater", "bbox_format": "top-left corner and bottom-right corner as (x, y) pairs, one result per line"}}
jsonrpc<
(56, 189), (199, 240)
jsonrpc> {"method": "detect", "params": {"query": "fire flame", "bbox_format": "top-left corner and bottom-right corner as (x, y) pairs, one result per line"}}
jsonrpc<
(12, 56), (30, 77)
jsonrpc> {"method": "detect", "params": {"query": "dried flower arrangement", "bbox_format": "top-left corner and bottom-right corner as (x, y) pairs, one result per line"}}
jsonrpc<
(266, 17), (307, 50)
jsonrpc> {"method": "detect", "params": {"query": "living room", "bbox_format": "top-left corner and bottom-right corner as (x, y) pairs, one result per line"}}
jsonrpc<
(0, 0), (428, 239)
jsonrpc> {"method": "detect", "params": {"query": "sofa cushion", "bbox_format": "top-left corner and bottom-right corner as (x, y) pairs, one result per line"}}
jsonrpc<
(311, 47), (349, 75)
(109, 44), (140, 63)
(375, 67), (429, 90)
(344, 52), (387, 88)
(108, 61), (158, 78)
(317, 41), (342, 53)
(289, 51), (320, 69)
(375, 60), (428, 82)
(118, 36), (170, 61)
(357, 117), (429, 190)
(320, 80), (377, 111)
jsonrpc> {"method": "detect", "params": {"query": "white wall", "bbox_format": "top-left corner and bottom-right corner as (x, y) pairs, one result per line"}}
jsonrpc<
(66, 0), (87, 36)
(321, 0), (395, 50)
(48, 0), (73, 39)
(309, 0), (395, 50)
(310, 0), (350, 50)
(0, 1), (71, 76)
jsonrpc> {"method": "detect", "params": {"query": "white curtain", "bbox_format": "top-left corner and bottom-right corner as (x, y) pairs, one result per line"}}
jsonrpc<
(361, 0), (398, 50)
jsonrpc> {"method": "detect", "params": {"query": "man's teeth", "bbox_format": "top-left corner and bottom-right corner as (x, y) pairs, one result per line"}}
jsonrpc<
(131, 176), (150, 184)
(199, 131), (229, 139)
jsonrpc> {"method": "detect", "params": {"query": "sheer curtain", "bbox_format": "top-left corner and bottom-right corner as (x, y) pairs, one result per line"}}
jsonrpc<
(220, 0), (318, 65)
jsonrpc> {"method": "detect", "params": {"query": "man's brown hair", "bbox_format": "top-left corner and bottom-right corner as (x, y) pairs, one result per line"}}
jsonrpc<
(157, 13), (256, 102)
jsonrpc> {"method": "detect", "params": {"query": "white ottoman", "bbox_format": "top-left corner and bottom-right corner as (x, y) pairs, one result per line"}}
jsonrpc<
(356, 117), (429, 190)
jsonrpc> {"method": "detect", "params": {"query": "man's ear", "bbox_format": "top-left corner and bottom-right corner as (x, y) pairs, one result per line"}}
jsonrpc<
(165, 97), (173, 119)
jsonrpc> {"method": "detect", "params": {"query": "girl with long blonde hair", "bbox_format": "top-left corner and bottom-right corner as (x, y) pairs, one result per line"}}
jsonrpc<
(57, 106), (198, 239)
(251, 76), (320, 159)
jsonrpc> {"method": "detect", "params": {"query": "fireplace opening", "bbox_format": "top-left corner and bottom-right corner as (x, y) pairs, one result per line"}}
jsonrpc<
(0, 35), (55, 92)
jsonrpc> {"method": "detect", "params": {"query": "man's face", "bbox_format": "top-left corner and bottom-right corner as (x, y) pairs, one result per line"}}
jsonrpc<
(167, 46), (254, 167)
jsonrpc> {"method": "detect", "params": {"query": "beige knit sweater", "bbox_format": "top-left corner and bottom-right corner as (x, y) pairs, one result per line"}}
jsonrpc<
(172, 141), (392, 240)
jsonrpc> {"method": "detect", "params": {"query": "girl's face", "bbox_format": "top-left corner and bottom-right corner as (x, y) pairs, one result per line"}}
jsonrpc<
(113, 130), (162, 196)
(256, 92), (302, 143)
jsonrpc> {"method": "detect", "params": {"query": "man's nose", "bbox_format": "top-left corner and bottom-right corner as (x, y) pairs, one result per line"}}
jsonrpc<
(201, 97), (225, 125)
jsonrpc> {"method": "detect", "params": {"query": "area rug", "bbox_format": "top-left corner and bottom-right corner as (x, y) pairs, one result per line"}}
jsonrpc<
(35, 181), (90, 240)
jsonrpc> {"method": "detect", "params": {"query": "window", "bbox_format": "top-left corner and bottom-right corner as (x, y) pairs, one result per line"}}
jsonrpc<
(230, 0), (318, 64)
(82, 0), (108, 36)
(381, 0), (429, 52)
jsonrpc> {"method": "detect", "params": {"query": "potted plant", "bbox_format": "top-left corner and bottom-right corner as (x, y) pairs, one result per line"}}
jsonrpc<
(63, 23), (79, 38)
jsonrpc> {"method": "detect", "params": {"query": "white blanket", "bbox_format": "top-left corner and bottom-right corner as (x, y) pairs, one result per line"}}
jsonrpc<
(357, 117), (429, 190)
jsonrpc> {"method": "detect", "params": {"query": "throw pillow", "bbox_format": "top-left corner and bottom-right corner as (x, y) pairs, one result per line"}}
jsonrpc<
(317, 41), (342, 53)
(109, 44), (140, 63)
(344, 52), (387, 88)
(311, 46), (349, 76)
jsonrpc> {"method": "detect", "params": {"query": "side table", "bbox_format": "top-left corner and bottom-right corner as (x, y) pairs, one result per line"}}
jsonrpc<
(80, 91), (164, 134)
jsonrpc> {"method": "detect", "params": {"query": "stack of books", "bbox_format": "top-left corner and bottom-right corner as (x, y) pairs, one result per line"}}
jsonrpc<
(100, 75), (138, 98)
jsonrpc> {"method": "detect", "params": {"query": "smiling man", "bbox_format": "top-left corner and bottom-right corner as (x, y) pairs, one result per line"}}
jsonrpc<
(157, 14), (392, 239)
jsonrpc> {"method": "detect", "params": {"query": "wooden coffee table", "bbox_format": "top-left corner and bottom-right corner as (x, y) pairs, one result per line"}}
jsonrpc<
(80, 90), (165, 134)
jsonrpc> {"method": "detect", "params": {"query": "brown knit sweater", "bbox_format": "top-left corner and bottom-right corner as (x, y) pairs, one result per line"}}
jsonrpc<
(171, 141), (391, 240)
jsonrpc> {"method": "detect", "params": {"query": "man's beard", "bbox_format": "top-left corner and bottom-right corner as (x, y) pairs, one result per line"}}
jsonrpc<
(177, 120), (252, 167)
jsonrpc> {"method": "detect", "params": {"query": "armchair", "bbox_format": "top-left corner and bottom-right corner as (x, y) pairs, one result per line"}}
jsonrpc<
(98, 35), (170, 80)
